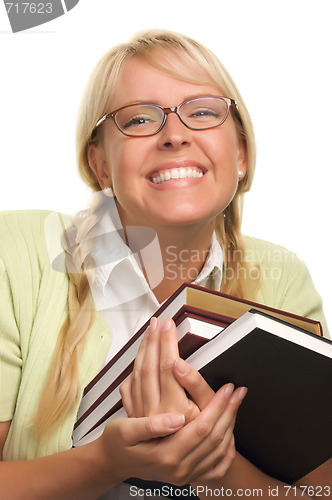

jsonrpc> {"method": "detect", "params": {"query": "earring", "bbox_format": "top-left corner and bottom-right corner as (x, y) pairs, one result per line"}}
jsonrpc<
(238, 170), (244, 180)
(103, 186), (114, 197)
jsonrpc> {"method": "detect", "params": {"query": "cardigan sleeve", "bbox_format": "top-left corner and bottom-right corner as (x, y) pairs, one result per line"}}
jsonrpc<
(246, 236), (330, 339)
(0, 258), (22, 421)
(277, 252), (330, 338)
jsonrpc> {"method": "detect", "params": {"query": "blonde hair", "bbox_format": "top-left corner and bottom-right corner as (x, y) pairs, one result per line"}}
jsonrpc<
(34, 30), (258, 436)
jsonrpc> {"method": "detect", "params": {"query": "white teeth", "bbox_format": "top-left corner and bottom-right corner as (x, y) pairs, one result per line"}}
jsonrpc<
(194, 171), (203, 178)
(152, 167), (204, 184)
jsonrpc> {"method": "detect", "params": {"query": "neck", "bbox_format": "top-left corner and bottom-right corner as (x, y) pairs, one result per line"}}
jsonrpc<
(126, 220), (216, 303)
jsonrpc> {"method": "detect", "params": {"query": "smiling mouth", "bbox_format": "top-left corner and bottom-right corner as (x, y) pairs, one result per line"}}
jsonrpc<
(150, 167), (206, 184)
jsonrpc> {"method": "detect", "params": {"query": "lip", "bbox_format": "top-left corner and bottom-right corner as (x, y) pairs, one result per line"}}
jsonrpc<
(146, 160), (207, 181)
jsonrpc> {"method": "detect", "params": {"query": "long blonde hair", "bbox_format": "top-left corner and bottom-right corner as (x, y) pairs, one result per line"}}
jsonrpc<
(34, 30), (258, 436)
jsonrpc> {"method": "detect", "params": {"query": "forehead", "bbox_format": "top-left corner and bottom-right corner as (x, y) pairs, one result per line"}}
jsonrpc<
(110, 52), (223, 109)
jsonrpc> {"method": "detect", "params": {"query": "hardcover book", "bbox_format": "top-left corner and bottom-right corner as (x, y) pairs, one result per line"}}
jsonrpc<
(73, 284), (332, 483)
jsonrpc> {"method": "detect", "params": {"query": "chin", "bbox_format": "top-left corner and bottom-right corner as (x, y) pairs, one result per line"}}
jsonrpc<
(157, 210), (215, 228)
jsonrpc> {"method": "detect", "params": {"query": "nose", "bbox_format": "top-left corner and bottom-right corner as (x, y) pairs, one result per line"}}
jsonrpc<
(157, 109), (192, 150)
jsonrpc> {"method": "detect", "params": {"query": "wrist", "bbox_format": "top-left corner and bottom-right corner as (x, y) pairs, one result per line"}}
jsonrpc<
(84, 435), (125, 490)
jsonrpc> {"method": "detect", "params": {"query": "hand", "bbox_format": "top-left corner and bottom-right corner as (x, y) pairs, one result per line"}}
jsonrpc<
(99, 412), (186, 485)
(120, 317), (199, 423)
(101, 385), (245, 486)
(119, 317), (247, 486)
(173, 357), (247, 486)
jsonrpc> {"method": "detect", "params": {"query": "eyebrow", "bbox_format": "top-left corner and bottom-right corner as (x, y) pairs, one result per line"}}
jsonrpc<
(110, 94), (224, 110)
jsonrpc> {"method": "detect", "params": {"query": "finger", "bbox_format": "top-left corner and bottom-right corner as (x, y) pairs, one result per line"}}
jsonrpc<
(188, 385), (245, 464)
(188, 388), (245, 480)
(119, 374), (134, 417)
(165, 382), (235, 464)
(172, 407), (235, 484)
(173, 358), (215, 410)
(190, 423), (235, 479)
(180, 385), (235, 464)
(131, 317), (161, 416)
(170, 384), (245, 475)
(121, 413), (186, 446)
(210, 439), (236, 478)
(130, 326), (149, 416)
(152, 388), (236, 484)
(206, 386), (247, 448)
(193, 435), (236, 483)
(160, 318), (182, 400)
(133, 320), (153, 374)
(137, 385), (238, 484)
(140, 317), (162, 414)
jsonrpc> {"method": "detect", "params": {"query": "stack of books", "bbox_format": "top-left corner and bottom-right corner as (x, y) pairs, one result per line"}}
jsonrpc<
(73, 283), (332, 484)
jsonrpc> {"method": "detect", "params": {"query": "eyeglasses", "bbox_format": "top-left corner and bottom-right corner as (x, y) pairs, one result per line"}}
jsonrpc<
(94, 96), (238, 137)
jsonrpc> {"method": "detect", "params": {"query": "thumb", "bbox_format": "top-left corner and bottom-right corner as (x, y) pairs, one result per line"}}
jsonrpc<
(125, 413), (185, 445)
(173, 357), (215, 410)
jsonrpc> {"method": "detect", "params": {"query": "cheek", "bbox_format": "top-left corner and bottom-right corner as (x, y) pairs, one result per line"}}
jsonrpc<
(109, 139), (148, 177)
(108, 145), (146, 202)
(204, 124), (239, 159)
(106, 142), (131, 187)
(205, 132), (241, 202)
(207, 140), (241, 179)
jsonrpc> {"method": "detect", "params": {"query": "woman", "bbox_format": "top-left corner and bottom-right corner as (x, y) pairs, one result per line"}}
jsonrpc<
(0, 30), (330, 499)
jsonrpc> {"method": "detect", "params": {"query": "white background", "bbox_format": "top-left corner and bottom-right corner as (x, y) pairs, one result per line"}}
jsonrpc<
(0, 0), (331, 330)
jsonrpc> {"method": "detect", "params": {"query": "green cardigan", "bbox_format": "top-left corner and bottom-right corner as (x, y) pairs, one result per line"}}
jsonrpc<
(0, 210), (329, 461)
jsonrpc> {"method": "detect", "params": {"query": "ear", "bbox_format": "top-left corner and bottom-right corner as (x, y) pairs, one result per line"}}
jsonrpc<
(237, 138), (248, 180)
(87, 144), (112, 190)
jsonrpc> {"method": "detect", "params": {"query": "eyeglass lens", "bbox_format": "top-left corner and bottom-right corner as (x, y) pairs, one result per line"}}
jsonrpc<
(115, 97), (229, 136)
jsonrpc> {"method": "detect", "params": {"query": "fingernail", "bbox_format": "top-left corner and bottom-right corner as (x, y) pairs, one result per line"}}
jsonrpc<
(223, 383), (235, 399)
(174, 357), (190, 375)
(231, 386), (248, 403)
(162, 317), (173, 331)
(239, 386), (248, 400)
(150, 317), (158, 332)
(165, 413), (185, 430)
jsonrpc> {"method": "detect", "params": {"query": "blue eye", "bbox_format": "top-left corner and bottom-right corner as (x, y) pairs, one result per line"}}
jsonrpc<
(121, 115), (159, 129)
(122, 115), (155, 129)
(190, 108), (220, 119)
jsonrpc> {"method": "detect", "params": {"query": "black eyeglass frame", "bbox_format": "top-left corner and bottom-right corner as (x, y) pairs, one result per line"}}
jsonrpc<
(93, 96), (239, 137)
